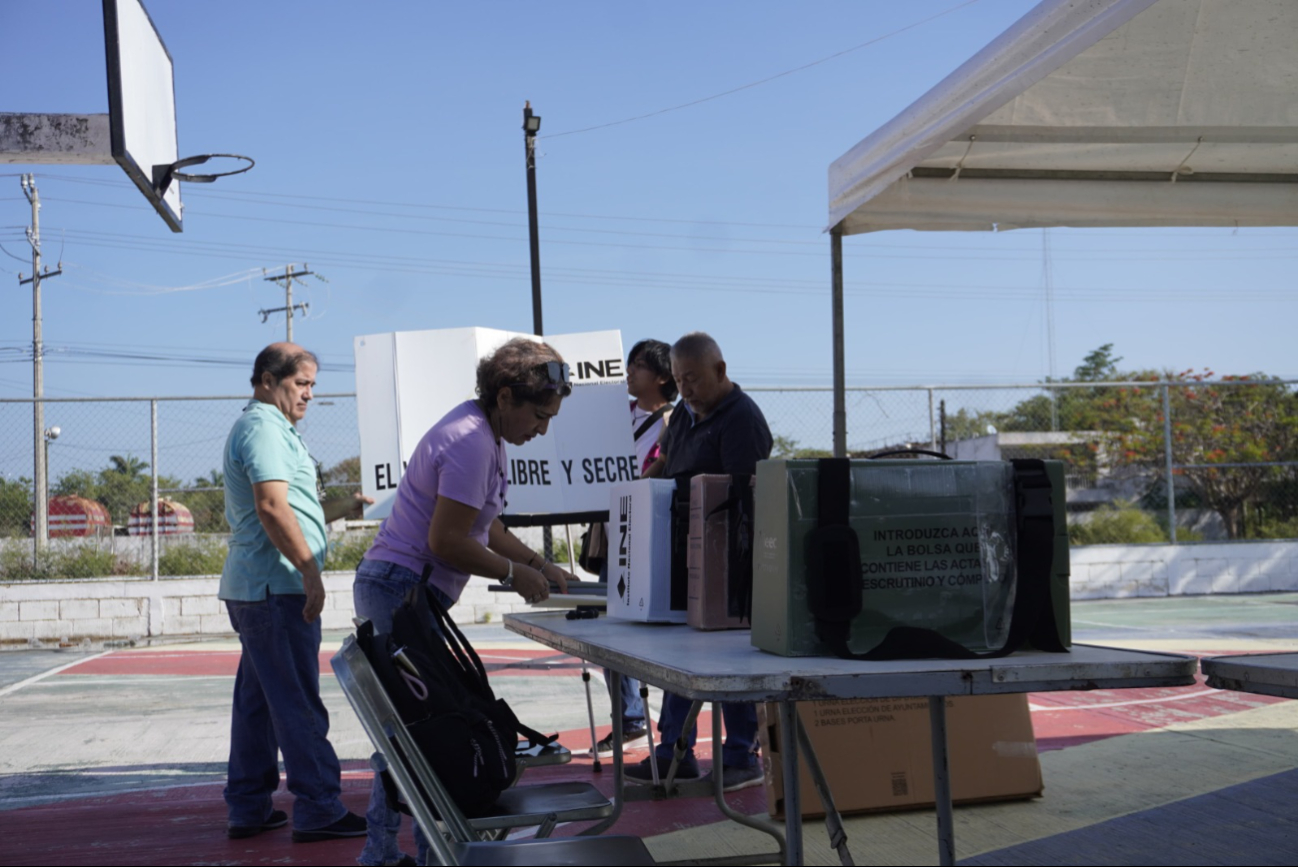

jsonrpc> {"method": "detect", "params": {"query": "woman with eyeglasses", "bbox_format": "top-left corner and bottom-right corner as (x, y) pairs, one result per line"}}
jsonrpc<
(351, 337), (575, 867)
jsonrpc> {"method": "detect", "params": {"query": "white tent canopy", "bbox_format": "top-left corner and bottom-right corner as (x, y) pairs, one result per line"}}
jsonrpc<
(829, 0), (1298, 234)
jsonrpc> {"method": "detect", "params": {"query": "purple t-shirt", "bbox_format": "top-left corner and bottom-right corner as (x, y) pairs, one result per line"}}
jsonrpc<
(365, 400), (508, 602)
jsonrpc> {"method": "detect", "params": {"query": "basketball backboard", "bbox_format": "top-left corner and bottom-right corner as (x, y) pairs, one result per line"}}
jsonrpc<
(102, 0), (182, 231)
(0, 0), (252, 231)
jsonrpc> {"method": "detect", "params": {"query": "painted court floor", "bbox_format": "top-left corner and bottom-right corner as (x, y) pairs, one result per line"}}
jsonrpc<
(0, 593), (1295, 865)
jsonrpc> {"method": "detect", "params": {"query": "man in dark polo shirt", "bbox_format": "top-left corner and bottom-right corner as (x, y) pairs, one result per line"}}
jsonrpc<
(628, 332), (772, 791)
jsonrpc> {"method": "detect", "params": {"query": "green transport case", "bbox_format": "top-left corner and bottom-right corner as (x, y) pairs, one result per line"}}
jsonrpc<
(752, 459), (1069, 658)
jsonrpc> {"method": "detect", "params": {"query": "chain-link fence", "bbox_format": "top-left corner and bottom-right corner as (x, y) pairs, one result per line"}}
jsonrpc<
(3, 380), (1295, 580)
(0, 394), (363, 580)
(749, 379), (1298, 545)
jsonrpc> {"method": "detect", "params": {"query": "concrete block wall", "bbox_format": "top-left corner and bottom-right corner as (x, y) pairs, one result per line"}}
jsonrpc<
(0, 571), (536, 644)
(1069, 541), (1298, 599)
(2, 541), (1294, 644)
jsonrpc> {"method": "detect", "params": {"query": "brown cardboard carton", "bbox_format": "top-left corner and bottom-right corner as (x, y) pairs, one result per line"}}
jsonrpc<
(757, 694), (1042, 819)
(687, 474), (749, 630)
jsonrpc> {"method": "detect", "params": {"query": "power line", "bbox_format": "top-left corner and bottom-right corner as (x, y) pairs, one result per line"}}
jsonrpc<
(38, 194), (1298, 262)
(542, 0), (984, 138)
(34, 172), (816, 229)
(31, 172), (1298, 243)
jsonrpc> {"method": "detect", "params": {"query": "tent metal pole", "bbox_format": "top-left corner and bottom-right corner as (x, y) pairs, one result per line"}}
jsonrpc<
(831, 229), (847, 458)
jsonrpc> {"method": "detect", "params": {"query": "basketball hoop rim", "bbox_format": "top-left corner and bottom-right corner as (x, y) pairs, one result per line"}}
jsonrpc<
(168, 153), (254, 183)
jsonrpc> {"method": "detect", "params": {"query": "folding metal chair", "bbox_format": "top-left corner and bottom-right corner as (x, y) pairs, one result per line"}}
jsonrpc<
(333, 637), (655, 864)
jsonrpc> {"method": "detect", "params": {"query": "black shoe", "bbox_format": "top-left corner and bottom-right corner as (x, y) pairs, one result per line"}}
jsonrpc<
(291, 810), (367, 843)
(596, 725), (648, 753)
(227, 808), (288, 839)
(701, 764), (765, 792)
(624, 754), (699, 783)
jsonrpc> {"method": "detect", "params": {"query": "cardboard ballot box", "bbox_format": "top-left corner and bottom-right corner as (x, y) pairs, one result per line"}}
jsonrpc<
(751, 459), (1069, 657)
(758, 694), (1042, 819)
(687, 474), (753, 630)
(607, 479), (687, 623)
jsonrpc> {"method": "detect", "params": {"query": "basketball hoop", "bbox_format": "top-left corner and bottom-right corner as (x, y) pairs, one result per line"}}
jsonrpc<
(169, 153), (255, 183)
(154, 153), (254, 194)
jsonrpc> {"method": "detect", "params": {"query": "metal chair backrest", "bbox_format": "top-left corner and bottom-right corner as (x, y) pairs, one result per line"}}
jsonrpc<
(332, 634), (473, 862)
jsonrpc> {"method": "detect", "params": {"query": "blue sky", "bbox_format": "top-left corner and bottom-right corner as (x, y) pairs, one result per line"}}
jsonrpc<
(2, 0), (1294, 407)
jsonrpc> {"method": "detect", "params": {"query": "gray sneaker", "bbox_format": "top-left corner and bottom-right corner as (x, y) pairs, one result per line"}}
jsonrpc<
(702, 764), (764, 792)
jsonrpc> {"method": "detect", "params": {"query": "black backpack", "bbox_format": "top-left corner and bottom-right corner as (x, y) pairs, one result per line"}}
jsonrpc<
(356, 582), (554, 817)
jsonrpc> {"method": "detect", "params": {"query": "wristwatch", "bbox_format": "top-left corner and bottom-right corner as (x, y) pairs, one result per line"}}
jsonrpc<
(500, 557), (515, 589)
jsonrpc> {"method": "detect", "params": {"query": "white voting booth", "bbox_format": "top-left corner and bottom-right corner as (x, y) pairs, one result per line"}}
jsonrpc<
(354, 327), (636, 523)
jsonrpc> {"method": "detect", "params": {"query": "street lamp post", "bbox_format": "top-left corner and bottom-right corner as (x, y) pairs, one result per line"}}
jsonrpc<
(521, 102), (552, 560)
(523, 102), (543, 336)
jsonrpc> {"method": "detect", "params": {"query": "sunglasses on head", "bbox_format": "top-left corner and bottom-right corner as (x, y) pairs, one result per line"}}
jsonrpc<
(511, 361), (571, 392)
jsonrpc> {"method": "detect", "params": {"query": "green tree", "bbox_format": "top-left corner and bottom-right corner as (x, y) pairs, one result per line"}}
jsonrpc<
(1114, 371), (1298, 539)
(0, 476), (33, 538)
(172, 470), (228, 534)
(770, 436), (831, 460)
(942, 345), (1298, 538)
(51, 455), (182, 528)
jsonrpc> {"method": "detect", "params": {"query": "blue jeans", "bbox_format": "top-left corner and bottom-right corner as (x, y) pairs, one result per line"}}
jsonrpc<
(224, 594), (348, 832)
(656, 693), (759, 770)
(353, 558), (453, 867)
(607, 669), (647, 730)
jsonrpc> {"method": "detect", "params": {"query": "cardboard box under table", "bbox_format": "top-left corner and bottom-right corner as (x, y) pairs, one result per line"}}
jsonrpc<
(758, 694), (1042, 819)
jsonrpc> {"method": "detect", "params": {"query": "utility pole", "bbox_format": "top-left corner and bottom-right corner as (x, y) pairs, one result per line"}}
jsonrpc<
(259, 264), (313, 341)
(522, 102), (543, 336)
(19, 175), (62, 557)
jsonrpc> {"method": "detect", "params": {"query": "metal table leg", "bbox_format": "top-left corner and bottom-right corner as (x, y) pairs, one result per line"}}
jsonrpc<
(580, 671), (625, 836)
(778, 701), (803, 867)
(929, 696), (955, 866)
(793, 710), (854, 866)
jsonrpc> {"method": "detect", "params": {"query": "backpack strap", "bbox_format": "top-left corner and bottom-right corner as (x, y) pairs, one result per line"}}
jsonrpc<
(409, 573), (557, 749)
(633, 403), (671, 442)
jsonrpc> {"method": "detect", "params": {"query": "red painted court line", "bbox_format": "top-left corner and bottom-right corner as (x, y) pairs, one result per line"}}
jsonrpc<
(59, 647), (580, 678)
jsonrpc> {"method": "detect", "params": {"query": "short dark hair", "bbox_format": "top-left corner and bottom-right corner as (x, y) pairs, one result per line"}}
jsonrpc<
(628, 339), (678, 402)
(476, 337), (571, 406)
(250, 345), (318, 388)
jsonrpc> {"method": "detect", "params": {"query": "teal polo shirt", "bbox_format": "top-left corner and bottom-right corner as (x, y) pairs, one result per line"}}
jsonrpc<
(220, 400), (328, 601)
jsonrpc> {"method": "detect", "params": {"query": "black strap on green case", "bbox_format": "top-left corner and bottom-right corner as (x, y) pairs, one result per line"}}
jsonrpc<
(805, 458), (1065, 661)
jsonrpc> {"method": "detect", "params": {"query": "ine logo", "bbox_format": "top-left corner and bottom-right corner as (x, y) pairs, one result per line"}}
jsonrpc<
(615, 494), (631, 601)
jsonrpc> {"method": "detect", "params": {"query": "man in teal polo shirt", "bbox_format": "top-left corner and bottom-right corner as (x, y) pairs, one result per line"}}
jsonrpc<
(220, 342), (370, 842)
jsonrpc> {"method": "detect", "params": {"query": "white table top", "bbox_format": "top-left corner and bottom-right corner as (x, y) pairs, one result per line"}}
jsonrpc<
(1201, 652), (1298, 700)
(504, 612), (1197, 702)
